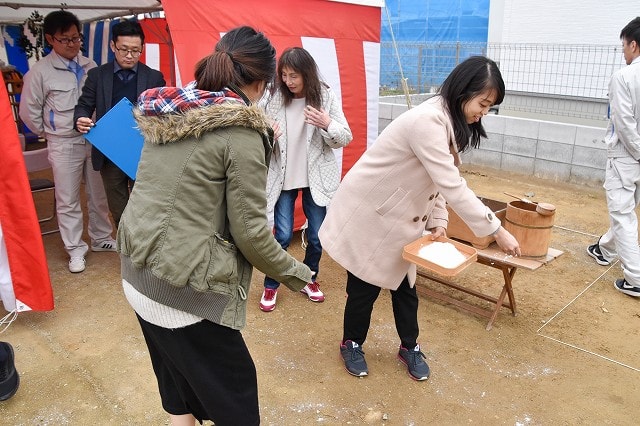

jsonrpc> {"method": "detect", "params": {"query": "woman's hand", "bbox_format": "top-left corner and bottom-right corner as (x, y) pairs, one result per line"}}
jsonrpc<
(272, 121), (282, 140)
(304, 105), (331, 130)
(493, 226), (521, 257)
(427, 226), (447, 240)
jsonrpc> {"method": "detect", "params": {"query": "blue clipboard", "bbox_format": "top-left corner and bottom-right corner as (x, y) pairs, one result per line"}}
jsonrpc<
(84, 98), (143, 180)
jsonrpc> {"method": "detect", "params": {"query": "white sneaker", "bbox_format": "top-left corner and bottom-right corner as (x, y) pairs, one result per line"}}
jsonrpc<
(69, 256), (86, 273)
(300, 281), (325, 302)
(91, 239), (117, 252)
(259, 288), (278, 312)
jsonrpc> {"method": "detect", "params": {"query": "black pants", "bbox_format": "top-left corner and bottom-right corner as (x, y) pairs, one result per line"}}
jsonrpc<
(342, 271), (420, 349)
(136, 314), (259, 426)
(100, 160), (133, 226)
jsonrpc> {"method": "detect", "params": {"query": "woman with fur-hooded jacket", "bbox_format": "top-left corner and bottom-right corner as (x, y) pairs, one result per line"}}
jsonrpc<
(116, 26), (312, 426)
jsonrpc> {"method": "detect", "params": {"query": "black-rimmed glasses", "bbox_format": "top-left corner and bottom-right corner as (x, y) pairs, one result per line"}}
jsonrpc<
(114, 46), (143, 58)
(52, 35), (83, 45)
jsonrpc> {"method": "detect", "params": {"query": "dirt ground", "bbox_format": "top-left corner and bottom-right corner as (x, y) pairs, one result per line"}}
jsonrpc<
(1, 165), (638, 425)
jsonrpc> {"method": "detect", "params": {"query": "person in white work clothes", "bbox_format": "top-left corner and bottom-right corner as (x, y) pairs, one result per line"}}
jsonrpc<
(20, 10), (116, 273)
(587, 16), (640, 298)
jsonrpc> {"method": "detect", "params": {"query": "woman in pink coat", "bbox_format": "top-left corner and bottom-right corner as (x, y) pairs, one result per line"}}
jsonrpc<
(319, 56), (520, 381)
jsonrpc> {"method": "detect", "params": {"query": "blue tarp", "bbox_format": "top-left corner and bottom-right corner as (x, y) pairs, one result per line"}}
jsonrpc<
(381, 0), (490, 89)
(382, 0), (489, 42)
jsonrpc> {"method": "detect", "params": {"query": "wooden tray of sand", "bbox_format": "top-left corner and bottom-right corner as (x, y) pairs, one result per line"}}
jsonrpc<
(403, 235), (477, 277)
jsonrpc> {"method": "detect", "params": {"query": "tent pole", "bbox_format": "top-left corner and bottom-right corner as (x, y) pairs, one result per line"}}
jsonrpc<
(165, 21), (176, 86)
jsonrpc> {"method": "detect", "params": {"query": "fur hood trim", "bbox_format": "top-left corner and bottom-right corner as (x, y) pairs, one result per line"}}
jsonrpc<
(134, 103), (271, 145)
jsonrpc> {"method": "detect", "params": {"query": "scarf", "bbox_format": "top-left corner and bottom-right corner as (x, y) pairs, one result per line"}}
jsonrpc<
(137, 81), (245, 116)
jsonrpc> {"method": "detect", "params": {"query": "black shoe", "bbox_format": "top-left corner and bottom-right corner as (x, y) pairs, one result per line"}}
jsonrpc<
(0, 342), (19, 401)
(587, 241), (611, 266)
(614, 279), (640, 297)
(398, 344), (430, 381)
(340, 340), (368, 377)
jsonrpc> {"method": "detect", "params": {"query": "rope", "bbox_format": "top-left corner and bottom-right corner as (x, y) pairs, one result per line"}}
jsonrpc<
(384, 6), (412, 109)
(0, 310), (18, 333)
(535, 225), (639, 371)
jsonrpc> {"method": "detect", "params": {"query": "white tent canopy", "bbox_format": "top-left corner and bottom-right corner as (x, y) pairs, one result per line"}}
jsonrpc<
(0, 0), (162, 24)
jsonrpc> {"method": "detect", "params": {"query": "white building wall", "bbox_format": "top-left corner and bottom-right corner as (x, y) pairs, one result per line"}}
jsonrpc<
(379, 98), (607, 186)
(489, 0), (635, 45)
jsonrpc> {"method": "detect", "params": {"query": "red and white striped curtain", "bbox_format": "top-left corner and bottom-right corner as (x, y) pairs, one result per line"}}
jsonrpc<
(82, 17), (180, 86)
(161, 0), (382, 228)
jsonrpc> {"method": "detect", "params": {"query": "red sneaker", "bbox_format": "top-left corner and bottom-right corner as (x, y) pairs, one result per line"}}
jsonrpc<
(259, 288), (278, 312)
(300, 281), (325, 302)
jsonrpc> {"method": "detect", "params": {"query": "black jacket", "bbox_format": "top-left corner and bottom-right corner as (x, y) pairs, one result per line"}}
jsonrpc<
(73, 61), (165, 171)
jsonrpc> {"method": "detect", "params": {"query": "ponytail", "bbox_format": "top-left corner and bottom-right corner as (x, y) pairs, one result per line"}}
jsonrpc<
(194, 51), (235, 92)
(194, 26), (276, 93)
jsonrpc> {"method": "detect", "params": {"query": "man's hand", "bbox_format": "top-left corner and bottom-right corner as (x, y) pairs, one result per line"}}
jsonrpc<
(76, 117), (95, 134)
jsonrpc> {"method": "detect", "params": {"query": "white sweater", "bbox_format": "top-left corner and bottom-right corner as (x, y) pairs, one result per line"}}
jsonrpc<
(122, 279), (202, 329)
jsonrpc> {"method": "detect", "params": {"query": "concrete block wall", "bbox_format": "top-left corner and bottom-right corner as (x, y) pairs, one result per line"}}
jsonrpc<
(378, 99), (608, 186)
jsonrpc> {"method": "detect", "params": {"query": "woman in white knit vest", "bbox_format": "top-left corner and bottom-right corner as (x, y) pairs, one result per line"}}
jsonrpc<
(260, 47), (352, 312)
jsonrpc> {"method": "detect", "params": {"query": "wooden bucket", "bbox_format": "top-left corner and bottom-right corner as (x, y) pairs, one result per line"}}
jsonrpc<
(503, 201), (555, 258)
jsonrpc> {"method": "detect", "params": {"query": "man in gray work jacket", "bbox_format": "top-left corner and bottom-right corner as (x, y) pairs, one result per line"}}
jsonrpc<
(19, 10), (115, 274)
(587, 16), (640, 297)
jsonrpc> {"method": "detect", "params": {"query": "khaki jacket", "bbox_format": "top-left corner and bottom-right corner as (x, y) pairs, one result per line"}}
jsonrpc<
(117, 102), (312, 330)
(319, 97), (500, 290)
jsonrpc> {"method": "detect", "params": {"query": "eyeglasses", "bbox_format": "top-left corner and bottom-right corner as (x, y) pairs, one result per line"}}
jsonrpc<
(114, 46), (143, 58)
(52, 35), (83, 45)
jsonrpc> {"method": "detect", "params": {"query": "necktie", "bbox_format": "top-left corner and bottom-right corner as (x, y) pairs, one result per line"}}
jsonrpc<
(68, 60), (84, 85)
(118, 69), (134, 82)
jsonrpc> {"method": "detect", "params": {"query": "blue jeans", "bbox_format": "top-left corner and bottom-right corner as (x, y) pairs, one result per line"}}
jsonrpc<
(264, 188), (326, 289)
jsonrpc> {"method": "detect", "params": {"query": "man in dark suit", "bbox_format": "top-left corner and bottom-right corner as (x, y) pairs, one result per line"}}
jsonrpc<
(74, 20), (165, 226)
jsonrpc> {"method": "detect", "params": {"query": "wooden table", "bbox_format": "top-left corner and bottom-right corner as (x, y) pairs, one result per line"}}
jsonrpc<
(415, 243), (563, 330)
